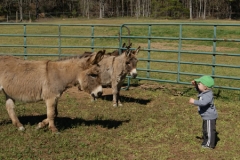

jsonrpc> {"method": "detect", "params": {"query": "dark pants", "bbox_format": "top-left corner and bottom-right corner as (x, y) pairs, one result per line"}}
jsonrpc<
(202, 119), (217, 148)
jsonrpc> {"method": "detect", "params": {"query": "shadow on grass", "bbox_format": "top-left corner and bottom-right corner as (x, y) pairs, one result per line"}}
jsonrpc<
(14, 115), (130, 131)
(215, 132), (220, 147)
(101, 94), (151, 105)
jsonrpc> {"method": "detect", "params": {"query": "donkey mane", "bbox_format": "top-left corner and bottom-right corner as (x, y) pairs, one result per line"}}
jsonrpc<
(58, 53), (93, 61)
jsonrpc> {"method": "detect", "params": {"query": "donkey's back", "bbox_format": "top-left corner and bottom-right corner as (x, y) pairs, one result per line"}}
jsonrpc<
(0, 56), (47, 102)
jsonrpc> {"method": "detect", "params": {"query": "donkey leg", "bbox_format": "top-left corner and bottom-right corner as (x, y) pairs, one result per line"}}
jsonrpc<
(112, 86), (118, 107)
(116, 84), (123, 106)
(112, 87), (122, 106)
(116, 92), (123, 106)
(6, 99), (25, 131)
(38, 98), (58, 132)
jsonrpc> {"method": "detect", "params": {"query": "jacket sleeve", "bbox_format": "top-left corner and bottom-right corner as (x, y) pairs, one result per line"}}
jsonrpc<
(193, 93), (213, 107)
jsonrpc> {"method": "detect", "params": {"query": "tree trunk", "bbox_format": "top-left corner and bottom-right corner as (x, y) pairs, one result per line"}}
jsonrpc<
(189, 0), (193, 20)
(18, 0), (23, 22)
(228, 2), (232, 20)
(29, 11), (31, 22)
(203, 0), (207, 19)
(136, 0), (140, 19)
(199, 0), (202, 18)
(121, 0), (124, 17)
(99, 0), (104, 18)
(16, 11), (18, 22)
(116, 0), (119, 17)
(142, 0), (145, 17)
(130, 0), (133, 17)
(87, 0), (90, 19)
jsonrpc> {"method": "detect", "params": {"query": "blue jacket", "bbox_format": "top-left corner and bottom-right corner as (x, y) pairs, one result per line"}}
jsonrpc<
(193, 89), (218, 120)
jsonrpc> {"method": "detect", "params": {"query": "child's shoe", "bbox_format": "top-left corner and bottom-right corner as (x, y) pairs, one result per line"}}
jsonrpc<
(201, 145), (215, 149)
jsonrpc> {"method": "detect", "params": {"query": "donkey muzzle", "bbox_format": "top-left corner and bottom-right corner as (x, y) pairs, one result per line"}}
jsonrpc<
(91, 85), (103, 98)
(97, 91), (103, 97)
(91, 91), (103, 98)
(131, 73), (138, 78)
(130, 68), (137, 78)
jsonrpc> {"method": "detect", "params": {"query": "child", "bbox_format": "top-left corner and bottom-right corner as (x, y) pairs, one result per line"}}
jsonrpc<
(189, 75), (218, 149)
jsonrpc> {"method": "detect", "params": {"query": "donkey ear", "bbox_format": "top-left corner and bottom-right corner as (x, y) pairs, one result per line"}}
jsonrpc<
(133, 46), (141, 55)
(129, 43), (132, 48)
(126, 43), (132, 49)
(91, 50), (105, 65)
(125, 49), (131, 57)
(121, 43), (126, 53)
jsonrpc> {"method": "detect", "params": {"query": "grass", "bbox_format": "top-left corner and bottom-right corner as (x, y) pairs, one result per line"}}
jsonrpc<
(0, 83), (240, 159)
(0, 18), (240, 159)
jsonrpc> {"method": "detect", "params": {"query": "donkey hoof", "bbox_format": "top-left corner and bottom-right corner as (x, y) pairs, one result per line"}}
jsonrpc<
(36, 126), (41, 130)
(91, 99), (97, 102)
(37, 122), (47, 129)
(53, 131), (61, 135)
(18, 126), (25, 131)
(118, 103), (123, 106)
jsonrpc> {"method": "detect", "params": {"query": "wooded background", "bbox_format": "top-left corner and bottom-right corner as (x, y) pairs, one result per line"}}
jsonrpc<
(0, 0), (240, 21)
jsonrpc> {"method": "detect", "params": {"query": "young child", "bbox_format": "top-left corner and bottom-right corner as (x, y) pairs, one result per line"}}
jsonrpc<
(189, 75), (218, 149)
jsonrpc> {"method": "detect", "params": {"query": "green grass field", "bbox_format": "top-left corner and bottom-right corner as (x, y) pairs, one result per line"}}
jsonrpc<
(0, 18), (240, 159)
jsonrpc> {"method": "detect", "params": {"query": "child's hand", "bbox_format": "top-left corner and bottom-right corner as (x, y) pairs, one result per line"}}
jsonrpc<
(189, 98), (195, 104)
(191, 80), (197, 86)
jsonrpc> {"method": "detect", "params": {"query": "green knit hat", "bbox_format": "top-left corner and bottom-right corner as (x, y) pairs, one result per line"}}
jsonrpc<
(194, 75), (214, 88)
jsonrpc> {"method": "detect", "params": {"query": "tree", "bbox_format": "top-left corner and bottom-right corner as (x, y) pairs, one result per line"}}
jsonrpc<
(189, 0), (192, 20)
(99, 0), (104, 18)
(1, 0), (240, 20)
(18, 0), (23, 21)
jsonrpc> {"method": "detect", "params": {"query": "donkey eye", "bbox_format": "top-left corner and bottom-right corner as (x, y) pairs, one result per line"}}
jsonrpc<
(89, 74), (98, 78)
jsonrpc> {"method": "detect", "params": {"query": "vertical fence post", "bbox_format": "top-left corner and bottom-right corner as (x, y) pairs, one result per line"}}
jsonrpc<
(177, 24), (183, 83)
(58, 25), (62, 59)
(23, 24), (27, 60)
(118, 25), (123, 54)
(212, 25), (217, 77)
(119, 24), (130, 90)
(147, 24), (152, 78)
(91, 25), (95, 52)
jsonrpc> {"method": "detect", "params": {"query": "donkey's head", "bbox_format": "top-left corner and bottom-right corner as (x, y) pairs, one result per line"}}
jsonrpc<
(124, 46), (141, 78)
(78, 50), (105, 98)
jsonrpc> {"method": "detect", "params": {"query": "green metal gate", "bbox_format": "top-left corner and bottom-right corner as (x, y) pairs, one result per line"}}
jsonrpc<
(119, 23), (240, 91)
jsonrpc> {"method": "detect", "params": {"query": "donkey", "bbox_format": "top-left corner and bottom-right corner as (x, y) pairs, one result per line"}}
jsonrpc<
(85, 44), (140, 106)
(106, 43), (131, 56)
(0, 50), (105, 133)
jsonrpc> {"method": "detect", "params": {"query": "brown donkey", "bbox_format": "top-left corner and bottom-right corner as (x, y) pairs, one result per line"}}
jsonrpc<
(101, 45), (140, 106)
(85, 44), (140, 106)
(0, 50), (105, 132)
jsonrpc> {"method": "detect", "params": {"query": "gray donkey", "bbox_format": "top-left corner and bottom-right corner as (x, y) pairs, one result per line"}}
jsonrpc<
(85, 44), (140, 106)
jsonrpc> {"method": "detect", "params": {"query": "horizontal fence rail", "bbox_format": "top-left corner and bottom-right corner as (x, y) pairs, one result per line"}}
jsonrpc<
(0, 23), (131, 59)
(120, 23), (240, 90)
(1, 23), (240, 91)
